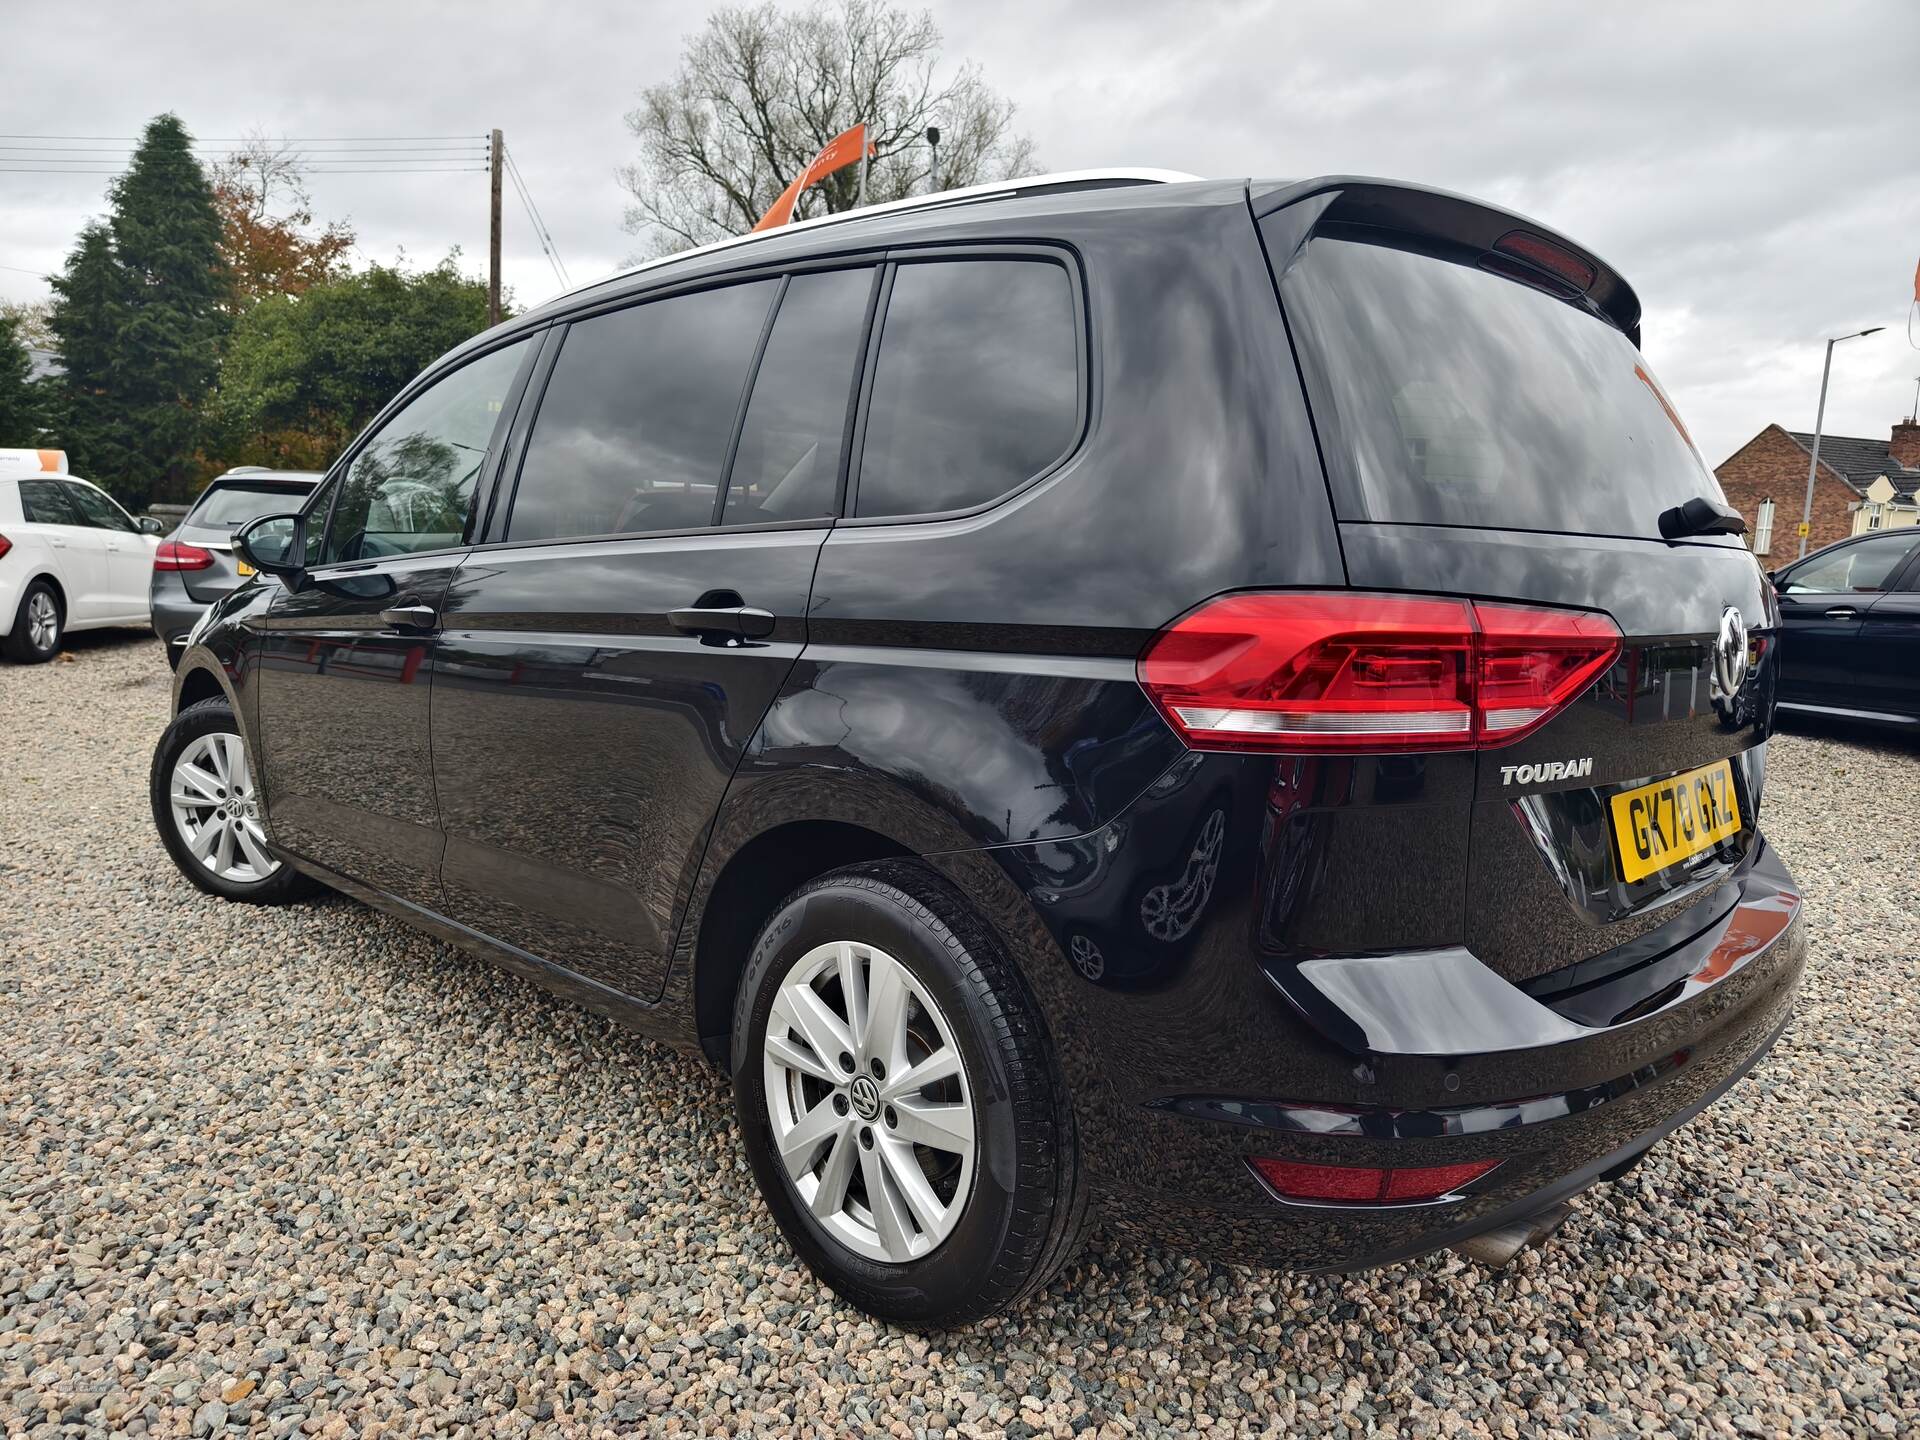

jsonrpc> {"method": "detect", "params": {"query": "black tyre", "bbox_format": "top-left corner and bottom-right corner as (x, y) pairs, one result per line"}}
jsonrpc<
(732, 860), (1090, 1328)
(3, 579), (63, 663)
(150, 697), (319, 904)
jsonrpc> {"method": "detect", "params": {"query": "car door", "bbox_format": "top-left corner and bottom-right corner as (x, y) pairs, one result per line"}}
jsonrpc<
(62, 479), (155, 619)
(16, 478), (111, 621)
(251, 334), (540, 906)
(1852, 543), (1920, 720)
(432, 265), (876, 1001)
(1772, 531), (1920, 710)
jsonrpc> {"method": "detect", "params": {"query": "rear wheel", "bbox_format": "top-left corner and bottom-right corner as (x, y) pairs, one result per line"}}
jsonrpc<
(150, 697), (318, 903)
(732, 861), (1090, 1328)
(3, 580), (62, 663)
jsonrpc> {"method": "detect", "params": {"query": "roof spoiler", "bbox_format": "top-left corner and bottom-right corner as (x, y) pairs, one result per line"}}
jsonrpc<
(1251, 177), (1642, 348)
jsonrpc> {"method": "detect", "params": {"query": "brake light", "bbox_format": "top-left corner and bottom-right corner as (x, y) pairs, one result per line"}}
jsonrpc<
(1492, 229), (1597, 291)
(1138, 592), (1621, 753)
(154, 540), (215, 572)
(0, 533), (11, 562)
(1249, 1156), (1500, 1205)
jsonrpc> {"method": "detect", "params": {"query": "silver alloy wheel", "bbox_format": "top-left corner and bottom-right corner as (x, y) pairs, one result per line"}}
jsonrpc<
(25, 590), (57, 652)
(168, 732), (279, 884)
(763, 939), (976, 1264)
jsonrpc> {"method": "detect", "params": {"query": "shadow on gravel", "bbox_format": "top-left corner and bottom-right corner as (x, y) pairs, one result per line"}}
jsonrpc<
(1773, 709), (1920, 758)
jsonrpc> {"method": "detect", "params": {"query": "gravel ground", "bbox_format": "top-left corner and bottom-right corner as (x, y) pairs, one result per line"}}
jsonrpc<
(2, 633), (1916, 1439)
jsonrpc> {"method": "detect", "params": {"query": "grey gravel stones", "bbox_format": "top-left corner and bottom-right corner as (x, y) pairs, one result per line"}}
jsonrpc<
(2, 634), (1915, 1437)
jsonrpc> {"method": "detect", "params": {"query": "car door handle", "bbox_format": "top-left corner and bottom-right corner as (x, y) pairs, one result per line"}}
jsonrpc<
(668, 604), (777, 642)
(1824, 607), (1859, 619)
(380, 604), (439, 633)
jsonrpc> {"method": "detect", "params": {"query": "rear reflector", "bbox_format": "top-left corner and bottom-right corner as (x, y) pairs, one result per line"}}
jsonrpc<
(154, 540), (215, 572)
(1249, 1155), (1500, 1205)
(1138, 592), (1621, 753)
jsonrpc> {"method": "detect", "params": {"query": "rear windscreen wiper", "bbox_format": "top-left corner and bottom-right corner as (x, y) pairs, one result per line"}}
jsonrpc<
(1658, 495), (1746, 541)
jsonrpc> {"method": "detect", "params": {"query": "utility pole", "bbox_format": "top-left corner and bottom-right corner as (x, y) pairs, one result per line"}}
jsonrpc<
(1797, 325), (1885, 557)
(488, 128), (503, 327)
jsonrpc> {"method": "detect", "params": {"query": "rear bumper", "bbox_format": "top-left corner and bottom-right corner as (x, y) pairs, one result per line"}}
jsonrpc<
(149, 582), (207, 664)
(940, 819), (1804, 1273)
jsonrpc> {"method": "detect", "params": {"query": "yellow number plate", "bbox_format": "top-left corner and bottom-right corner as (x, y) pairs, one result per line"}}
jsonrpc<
(234, 559), (256, 577)
(1609, 759), (1741, 884)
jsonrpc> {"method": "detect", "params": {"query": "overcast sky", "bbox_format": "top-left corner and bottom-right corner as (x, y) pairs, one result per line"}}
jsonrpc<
(3, 0), (1916, 468)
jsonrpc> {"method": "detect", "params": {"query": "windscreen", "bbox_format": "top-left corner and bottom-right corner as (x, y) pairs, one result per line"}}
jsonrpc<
(1280, 234), (1726, 539)
(189, 483), (313, 528)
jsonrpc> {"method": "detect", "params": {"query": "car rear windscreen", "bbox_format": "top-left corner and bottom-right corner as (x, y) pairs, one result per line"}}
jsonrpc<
(1278, 232), (1728, 540)
(188, 483), (313, 528)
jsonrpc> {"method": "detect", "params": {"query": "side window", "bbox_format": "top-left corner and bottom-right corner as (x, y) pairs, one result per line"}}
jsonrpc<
(1780, 534), (1920, 594)
(854, 258), (1079, 518)
(62, 481), (139, 533)
(509, 280), (777, 542)
(721, 268), (873, 527)
(19, 479), (83, 525)
(322, 338), (531, 564)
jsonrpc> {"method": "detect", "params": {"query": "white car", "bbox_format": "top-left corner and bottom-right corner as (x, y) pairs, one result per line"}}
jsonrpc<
(0, 449), (162, 663)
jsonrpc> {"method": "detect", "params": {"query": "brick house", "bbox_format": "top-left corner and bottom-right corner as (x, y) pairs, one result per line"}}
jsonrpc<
(1714, 417), (1920, 559)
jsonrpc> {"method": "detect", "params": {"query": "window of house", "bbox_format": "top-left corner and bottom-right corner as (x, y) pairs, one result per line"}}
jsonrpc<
(720, 268), (873, 527)
(509, 281), (778, 542)
(854, 258), (1079, 518)
(323, 338), (533, 564)
(1752, 497), (1775, 556)
(1865, 502), (1884, 530)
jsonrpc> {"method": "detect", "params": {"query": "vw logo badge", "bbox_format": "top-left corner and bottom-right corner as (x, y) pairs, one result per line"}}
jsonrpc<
(1712, 607), (1749, 700)
(849, 1074), (881, 1120)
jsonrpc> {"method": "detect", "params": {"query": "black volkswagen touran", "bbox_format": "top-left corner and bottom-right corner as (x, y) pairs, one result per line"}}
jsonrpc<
(153, 171), (1804, 1328)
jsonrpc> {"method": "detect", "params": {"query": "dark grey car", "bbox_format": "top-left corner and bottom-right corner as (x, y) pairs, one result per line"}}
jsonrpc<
(152, 469), (321, 665)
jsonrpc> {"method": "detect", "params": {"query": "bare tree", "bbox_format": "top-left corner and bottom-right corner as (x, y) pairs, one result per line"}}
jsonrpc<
(619, 0), (1038, 254)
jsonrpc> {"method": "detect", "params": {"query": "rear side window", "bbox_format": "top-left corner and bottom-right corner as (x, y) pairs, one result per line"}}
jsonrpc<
(855, 258), (1079, 518)
(1780, 534), (1919, 594)
(1278, 232), (1726, 540)
(18, 479), (81, 525)
(721, 268), (873, 527)
(510, 280), (777, 541)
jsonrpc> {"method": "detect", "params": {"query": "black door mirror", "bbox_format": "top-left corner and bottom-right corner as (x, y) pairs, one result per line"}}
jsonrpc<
(234, 512), (306, 582)
(137, 515), (165, 536)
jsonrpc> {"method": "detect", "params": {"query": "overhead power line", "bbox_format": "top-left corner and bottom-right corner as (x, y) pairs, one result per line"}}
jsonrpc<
(502, 143), (569, 289)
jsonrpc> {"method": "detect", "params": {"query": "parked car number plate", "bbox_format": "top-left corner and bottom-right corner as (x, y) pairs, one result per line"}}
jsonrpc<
(1609, 758), (1740, 884)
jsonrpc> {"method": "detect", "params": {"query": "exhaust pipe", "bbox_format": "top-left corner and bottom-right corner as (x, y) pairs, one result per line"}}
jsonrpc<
(1449, 1200), (1575, 1268)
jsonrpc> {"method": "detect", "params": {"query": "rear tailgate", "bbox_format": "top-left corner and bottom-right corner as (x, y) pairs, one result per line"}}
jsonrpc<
(1261, 182), (1776, 983)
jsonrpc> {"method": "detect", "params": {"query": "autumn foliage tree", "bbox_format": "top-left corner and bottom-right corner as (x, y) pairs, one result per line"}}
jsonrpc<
(620, 0), (1036, 253)
(210, 137), (356, 308)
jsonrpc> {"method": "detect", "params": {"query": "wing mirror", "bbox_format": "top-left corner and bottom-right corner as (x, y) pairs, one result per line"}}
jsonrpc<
(234, 512), (307, 587)
(136, 515), (165, 536)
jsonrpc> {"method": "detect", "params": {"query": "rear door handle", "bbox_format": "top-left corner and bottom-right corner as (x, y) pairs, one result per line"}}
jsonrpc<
(668, 604), (777, 642)
(1823, 606), (1859, 619)
(380, 604), (439, 633)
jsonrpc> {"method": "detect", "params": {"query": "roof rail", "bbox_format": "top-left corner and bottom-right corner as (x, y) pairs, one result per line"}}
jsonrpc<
(561, 168), (1203, 305)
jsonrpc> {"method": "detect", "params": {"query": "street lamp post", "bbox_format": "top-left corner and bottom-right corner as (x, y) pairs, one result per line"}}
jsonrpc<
(925, 126), (940, 195)
(1797, 326), (1886, 557)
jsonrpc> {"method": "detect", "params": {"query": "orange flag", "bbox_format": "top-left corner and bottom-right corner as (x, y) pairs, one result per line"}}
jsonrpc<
(753, 124), (874, 232)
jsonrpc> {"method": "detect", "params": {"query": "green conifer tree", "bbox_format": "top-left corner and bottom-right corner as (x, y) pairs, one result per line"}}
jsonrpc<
(0, 311), (42, 446)
(104, 113), (230, 504)
(45, 220), (128, 479)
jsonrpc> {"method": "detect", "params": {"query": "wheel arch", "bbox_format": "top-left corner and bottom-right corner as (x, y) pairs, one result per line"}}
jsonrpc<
(685, 818), (915, 1063)
(174, 660), (230, 715)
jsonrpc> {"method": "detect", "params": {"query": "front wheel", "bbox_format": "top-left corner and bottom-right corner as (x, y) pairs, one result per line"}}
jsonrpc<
(150, 697), (318, 903)
(732, 861), (1090, 1328)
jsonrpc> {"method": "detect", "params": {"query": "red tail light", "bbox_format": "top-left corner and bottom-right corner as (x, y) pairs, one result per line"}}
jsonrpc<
(1492, 229), (1597, 291)
(1138, 592), (1621, 753)
(1249, 1156), (1501, 1205)
(0, 533), (11, 562)
(154, 540), (215, 572)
